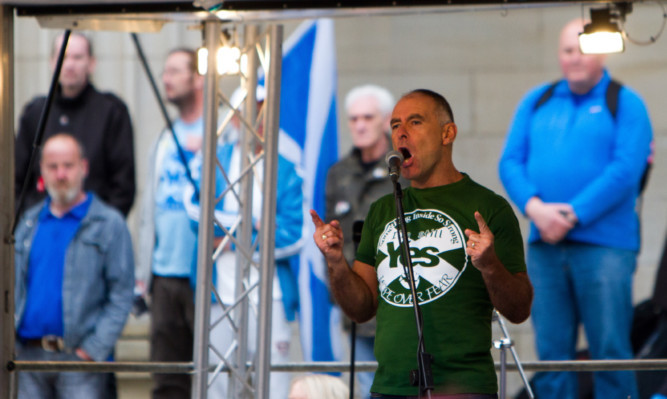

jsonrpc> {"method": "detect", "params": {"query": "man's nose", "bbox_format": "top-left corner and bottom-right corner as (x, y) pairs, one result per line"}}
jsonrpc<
(62, 55), (74, 68)
(56, 167), (68, 179)
(394, 124), (408, 138)
(352, 119), (369, 132)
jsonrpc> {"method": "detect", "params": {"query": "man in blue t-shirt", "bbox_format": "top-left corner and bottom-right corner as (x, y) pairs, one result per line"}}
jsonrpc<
(499, 18), (653, 399)
(14, 133), (134, 399)
(135, 48), (204, 399)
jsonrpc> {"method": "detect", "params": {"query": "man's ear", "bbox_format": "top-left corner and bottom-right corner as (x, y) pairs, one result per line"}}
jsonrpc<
(81, 158), (89, 179)
(441, 122), (457, 145)
(194, 73), (205, 91)
(87, 56), (97, 77)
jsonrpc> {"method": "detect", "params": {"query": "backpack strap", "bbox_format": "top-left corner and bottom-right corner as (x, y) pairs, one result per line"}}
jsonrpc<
(606, 79), (622, 119)
(534, 78), (623, 119)
(532, 80), (559, 112)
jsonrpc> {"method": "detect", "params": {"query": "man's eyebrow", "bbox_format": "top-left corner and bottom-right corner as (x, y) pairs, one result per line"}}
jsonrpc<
(390, 113), (425, 126)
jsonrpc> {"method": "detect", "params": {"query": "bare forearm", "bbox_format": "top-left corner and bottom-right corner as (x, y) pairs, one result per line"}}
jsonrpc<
(310, 211), (378, 323)
(328, 259), (377, 323)
(482, 267), (533, 324)
(465, 212), (533, 323)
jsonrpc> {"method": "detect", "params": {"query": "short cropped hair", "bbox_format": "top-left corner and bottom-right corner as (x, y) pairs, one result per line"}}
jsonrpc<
(52, 32), (94, 58)
(406, 88), (455, 124)
(345, 84), (395, 117)
(41, 133), (87, 161)
(168, 47), (197, 74)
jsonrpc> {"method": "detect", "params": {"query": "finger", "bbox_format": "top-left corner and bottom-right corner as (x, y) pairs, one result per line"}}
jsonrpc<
(474, 211), (490, 234)
(310, 209), (325, 228)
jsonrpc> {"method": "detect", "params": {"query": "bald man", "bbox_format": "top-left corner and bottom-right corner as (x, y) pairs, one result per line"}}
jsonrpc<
(14, 133), (134, 399)
(500, 18), (653, 399)
(314, 89), (532, 397)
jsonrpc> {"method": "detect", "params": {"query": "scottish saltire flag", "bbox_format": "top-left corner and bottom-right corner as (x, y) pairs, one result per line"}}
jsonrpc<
(278, 19), (342, 362)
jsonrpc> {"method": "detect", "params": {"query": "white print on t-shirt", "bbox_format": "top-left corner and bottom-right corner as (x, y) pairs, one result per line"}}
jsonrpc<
(376, 209), (468, 307)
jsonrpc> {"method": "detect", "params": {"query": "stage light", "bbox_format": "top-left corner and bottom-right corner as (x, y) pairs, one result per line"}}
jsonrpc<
(197, 45), (241, 75)
(579, 7), (625, 54)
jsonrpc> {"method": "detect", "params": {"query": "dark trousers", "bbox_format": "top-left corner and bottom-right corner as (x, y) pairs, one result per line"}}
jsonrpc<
(150, 275), (195, 399)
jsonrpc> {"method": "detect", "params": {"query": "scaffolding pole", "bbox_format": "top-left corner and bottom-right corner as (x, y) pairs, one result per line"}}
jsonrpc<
(256, 23), (282, 399)
(230, 23), (258, 399)
(0, 6), (15, 399)
(187, 20), (283, 399)
(192, 16), (221, 399)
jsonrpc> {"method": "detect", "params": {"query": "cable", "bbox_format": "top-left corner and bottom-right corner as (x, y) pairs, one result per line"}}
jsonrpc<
(621, 1), (667, 46)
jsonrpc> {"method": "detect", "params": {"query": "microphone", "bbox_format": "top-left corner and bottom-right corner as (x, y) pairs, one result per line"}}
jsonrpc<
(385, 150), (404, 182)
(352, 220), (364, 250)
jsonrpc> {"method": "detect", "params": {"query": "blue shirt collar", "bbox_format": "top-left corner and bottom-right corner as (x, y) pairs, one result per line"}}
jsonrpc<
(39, 192), (93, 221)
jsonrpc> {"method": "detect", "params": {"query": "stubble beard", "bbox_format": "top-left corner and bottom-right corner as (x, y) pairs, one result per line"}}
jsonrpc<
(46, 184), (80, 207)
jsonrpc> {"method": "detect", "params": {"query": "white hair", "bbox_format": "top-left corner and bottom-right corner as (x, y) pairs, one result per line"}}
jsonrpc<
(344, 84), (395, 117)
(288, 374), (349, 399)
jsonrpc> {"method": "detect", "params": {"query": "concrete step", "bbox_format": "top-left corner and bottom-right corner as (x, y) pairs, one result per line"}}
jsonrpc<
(116, 313), (150, 362)
(116, 313), (152, 399)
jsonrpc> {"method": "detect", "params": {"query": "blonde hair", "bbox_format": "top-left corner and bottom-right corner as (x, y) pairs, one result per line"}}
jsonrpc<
(288, 374), (349, 399)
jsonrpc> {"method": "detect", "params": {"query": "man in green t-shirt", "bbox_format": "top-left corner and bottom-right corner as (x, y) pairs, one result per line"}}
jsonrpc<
(311, 89), (533, 398)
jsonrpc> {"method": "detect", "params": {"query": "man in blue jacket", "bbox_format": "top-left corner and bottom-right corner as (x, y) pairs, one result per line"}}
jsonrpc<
(499, 18), (653, 399)
(14, 133), (134, 398)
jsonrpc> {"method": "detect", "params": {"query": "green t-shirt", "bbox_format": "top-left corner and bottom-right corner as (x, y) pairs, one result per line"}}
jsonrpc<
(356, 174), (526, 396)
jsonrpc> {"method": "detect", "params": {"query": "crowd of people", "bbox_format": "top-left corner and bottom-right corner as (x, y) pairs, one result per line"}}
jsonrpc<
(10, 17), (665, 399)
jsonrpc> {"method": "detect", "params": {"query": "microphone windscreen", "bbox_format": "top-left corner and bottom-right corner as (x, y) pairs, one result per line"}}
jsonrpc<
(385, 150), (404, 166)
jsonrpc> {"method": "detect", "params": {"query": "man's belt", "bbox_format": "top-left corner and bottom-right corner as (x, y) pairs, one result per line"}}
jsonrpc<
(21, 335), (69, 353)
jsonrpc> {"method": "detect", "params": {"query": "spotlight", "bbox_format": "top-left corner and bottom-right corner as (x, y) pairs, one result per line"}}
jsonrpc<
(197, 45), (241, 75)
(579, 7), (626, 54)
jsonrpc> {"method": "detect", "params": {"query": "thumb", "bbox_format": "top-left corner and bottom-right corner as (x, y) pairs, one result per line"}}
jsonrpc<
(475, 211), (490, 234)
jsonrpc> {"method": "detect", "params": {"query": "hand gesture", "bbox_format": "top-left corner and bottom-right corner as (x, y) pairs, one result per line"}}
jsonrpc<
(310, 210), (344, 264)
(464, 211), (500, 272)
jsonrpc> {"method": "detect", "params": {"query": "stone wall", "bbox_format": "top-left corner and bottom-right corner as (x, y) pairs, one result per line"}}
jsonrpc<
(12, 4), (667, 396)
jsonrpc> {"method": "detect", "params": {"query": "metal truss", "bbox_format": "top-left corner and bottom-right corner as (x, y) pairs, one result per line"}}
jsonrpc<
(1, 2), (662, 399)
(192, 18), (283, 399)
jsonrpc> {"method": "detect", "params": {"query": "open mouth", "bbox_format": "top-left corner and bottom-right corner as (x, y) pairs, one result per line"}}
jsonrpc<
(399, 147), (412, 162)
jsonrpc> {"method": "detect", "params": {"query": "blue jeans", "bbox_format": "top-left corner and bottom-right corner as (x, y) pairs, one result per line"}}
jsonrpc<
(528, 241), (638, 399)
(16, 344), (105, 399)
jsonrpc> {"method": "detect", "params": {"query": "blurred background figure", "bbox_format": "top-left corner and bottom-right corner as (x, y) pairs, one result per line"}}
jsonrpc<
(14, 133), (134, 399)
(135, 47), (204, 399)
(15, 32), (135, 218)
(325, 84), (398, 398)
(184, 84), (304, 399)
(288, 374), (350, 399)
(499, 18), (653, 399)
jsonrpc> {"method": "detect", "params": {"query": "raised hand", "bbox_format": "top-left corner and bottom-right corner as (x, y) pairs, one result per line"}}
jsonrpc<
(464, 211), (500, 272)
(310, 209), (345, 264)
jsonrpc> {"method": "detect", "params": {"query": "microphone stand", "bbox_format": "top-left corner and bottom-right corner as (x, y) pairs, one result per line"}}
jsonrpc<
(493, 310), (534, 399)
(349, 220), (364, 399)
(391, 178), (433, 398)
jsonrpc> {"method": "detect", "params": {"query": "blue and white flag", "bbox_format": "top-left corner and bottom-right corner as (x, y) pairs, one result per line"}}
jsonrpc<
(278, 19), (342, 362)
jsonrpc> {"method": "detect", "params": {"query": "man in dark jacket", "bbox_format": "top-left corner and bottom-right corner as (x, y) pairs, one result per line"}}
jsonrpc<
(15, 32), (135, 217)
